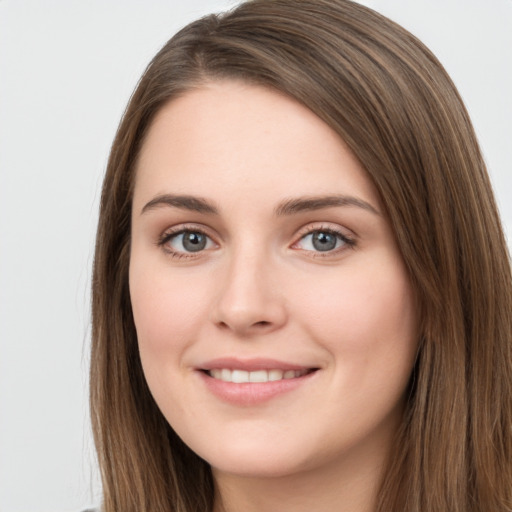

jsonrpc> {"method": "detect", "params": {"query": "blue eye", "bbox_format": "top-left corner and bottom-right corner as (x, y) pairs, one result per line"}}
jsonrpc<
(296, 230), (349, 252)
(165, 230), (214, 253)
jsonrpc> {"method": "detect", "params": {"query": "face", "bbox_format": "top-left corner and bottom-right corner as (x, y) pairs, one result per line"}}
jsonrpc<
(129, 81), (418, 481)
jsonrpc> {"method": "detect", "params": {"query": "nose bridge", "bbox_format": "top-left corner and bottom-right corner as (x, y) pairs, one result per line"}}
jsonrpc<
(212, 240), (286, 335)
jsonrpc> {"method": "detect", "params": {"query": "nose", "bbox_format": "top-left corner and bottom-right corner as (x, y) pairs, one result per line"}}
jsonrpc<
(210, 249), (288, 337)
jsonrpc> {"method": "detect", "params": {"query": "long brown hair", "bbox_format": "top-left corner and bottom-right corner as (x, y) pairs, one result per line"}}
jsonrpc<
(90, 1), (512, 510)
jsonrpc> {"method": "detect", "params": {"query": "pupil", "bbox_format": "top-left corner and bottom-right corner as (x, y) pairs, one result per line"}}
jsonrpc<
(312, 231), (336, 251)
(183, 232), (206, 252)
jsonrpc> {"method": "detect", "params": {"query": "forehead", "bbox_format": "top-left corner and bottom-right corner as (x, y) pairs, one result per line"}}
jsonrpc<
(133, 80), (380, 212)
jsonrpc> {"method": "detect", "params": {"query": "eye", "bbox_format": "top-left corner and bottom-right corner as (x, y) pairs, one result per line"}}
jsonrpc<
(161, 229), (215, 255)
(294, 228), (353, 253)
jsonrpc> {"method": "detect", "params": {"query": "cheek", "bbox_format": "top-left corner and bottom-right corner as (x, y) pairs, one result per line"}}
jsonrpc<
(295, 252), (418, 367)
(293, 253), (419, 441)
(129, 260), (211, 358)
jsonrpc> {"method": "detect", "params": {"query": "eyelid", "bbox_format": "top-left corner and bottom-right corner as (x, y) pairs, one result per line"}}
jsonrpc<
(155, 221), (355, 259)
(291, 223), (356, 255)
(157, 223), (219, 257)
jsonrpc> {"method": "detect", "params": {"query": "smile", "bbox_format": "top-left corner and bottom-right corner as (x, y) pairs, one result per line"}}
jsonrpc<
(207, 368), (312, 383)
(197, 358), (320, 405)
(198, 362), (319, 405)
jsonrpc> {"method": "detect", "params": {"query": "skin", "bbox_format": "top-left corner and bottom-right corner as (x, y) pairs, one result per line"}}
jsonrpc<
(129, 81), (419, 512)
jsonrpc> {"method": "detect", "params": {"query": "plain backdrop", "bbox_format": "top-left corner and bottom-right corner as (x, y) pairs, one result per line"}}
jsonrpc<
(0, 1), (510, 511)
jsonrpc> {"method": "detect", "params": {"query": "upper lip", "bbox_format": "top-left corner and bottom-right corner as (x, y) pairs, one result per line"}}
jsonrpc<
(198, 357), (317, 372)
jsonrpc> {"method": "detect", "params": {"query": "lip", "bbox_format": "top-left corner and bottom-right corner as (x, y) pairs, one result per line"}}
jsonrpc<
(199, 357), (313, 372)
(196, 357), (319, 406)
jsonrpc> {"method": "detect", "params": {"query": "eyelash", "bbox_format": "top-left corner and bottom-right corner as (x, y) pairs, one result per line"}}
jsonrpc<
(292, 225), (356, 258)
(157, 224), (215, 259)
(157, 224), (356, 260)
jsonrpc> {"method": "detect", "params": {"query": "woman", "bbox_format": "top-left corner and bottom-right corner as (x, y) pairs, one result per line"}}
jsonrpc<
(90, 0), (512, 511)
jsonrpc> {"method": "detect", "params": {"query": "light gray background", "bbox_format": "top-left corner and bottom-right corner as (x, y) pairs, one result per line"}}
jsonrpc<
(0, 1), (510, 511)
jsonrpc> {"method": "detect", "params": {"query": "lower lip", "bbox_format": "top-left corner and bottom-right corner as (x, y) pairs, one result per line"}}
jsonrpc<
(198, 370), (317, 406)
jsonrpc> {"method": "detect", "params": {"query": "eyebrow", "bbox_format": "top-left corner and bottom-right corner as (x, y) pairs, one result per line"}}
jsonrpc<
(274, 195), (380, 217)
(140, 193), (380, 217)
(141, 194), (219, 215)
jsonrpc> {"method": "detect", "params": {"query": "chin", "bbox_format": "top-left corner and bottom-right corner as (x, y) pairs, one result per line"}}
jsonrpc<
(182, 431), (303, 478)
(210, 454), (308, 479)
(191, 431), (333, 480)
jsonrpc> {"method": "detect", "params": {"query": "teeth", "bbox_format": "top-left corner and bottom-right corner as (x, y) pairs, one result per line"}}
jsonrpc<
(249, 370), (268, 383)
(268, 369), (283, 381)
(208, 368), (309, 383)
(232, 370), (249, 383)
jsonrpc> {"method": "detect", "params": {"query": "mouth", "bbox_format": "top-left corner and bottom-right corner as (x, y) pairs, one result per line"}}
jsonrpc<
(197, 360), (320, 405)
(204, 368), (316, 383)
